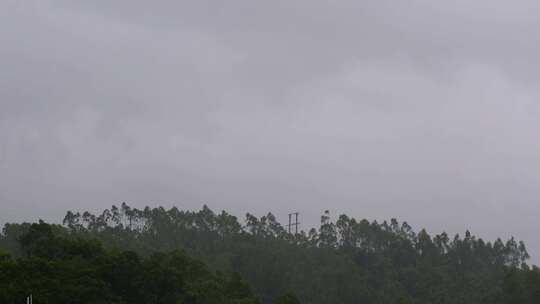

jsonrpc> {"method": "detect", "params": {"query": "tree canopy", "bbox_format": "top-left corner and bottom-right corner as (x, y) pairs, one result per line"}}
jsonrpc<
(0, 220), (260, 304)
(1, 204), (539, 303)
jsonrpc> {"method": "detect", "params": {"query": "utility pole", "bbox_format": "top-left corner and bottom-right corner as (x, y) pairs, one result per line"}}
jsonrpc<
(287, 212), (300, 235)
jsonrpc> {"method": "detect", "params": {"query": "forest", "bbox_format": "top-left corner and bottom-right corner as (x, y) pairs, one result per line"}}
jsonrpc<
(1, 204), (539, 303)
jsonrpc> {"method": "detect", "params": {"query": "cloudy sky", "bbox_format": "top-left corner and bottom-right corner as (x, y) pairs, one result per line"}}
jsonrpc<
(1, 1), (540, 262)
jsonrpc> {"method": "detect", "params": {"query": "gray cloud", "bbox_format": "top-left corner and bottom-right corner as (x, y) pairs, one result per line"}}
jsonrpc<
(1, 0), (540, 262)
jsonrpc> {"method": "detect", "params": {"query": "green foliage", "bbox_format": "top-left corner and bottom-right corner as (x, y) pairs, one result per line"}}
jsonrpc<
(502, 266), (540, 304)
(274, 293), (301, 304)
(0, 222), (260, 304)
(1, 204), (538, 304)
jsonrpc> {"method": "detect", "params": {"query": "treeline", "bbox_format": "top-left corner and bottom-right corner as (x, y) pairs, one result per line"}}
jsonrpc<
(0, 221), (272, 304)
(1, 203), (540, 303)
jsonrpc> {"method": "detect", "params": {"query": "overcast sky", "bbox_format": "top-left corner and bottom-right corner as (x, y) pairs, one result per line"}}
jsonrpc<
(1, 0), (540, 263)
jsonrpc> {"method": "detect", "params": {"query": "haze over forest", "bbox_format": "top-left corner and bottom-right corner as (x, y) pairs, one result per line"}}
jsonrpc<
(2, 0), (540, 268)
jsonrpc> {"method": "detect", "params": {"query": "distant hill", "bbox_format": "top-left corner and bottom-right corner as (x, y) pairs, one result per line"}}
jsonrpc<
(1, 203), (539, 304)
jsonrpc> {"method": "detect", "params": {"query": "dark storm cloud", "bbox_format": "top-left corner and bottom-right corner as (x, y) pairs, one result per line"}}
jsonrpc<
(1, 0), (540, 262)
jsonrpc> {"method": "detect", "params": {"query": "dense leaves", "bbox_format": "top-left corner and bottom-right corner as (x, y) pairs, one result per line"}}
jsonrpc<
(0, 221), (260, 304)
(1, 204), (539, 303)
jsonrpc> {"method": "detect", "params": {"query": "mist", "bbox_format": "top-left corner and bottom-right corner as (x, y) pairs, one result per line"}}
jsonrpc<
(1, 0), (540, 262)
